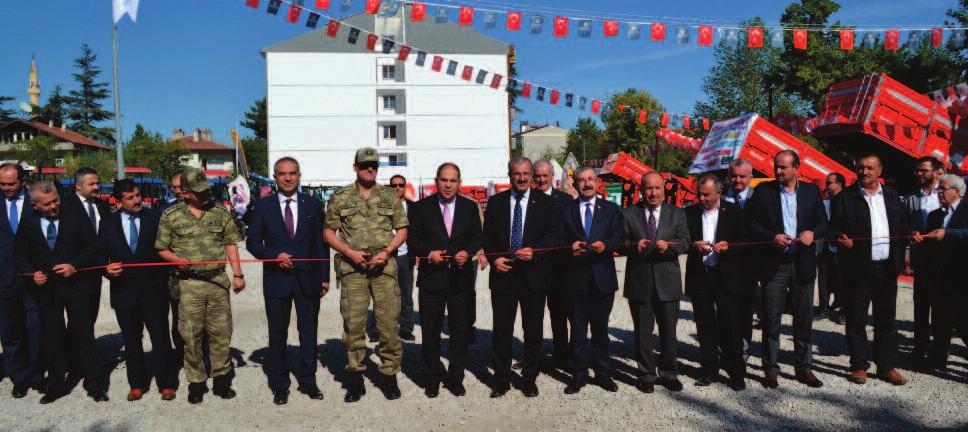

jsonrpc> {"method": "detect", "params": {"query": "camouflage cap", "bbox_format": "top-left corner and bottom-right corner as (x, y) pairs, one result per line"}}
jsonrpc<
(182, 168), (212, 193)
(354, 147), (380, 164)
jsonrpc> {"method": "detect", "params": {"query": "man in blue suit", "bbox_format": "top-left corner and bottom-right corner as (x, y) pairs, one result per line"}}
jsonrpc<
(0, 163), (44, 398)
(247, 157), (330, 405)
(100, 179), (176, 401)
(560, 166), (624, 395)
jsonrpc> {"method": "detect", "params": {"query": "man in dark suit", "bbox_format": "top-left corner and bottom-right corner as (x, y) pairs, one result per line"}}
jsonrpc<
(100, 179), (177, 401)
(722, 158), (759, 360)
(622, 171), (689, 393)
(745, 150), (827, 389)
(0, 163), (45, 398)
(483, 157), (563, 398)
(61, 167), (109, 327)
(246, 157), (329, 405)
(912, 174), (967, 369)
(829, 154), (909, 386)
(372, 175), (416, 342)
(15, 180), (107, 403)
(157, 170), (186, 371)
(532, 159), (574, 370)
(560, 166), (623, 395)
(685, 174), (747, 391)
(816, 172), (845, 324)
(902, 156), (943, 362)
(407, 163), (482, 398)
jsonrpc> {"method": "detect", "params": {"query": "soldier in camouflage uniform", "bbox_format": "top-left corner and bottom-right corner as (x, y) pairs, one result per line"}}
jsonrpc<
(155, 168), (245, 405)
(324, 148), (409, 402)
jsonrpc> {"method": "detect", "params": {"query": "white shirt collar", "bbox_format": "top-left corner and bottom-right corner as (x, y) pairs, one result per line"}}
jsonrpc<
(921, 183), (939, 197)
(77, 192), (92, 204)
(278, 191), (297, 204)
(948, 198), (962, 211)
(541, 187), (553, 196)
(580, 196), (596, 206)
(512, 188), (531, 200)
(862, 184), (883, 197)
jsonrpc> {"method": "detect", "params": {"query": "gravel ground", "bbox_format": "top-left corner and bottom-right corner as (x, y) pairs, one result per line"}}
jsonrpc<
(1, 251), (966, 431)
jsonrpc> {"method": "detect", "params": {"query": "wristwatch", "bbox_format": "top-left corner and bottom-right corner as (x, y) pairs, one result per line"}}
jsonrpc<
(233, 274), (245, 279)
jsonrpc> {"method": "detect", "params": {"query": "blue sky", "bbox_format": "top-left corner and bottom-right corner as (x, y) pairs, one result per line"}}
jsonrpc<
(0, 0), (957, 145)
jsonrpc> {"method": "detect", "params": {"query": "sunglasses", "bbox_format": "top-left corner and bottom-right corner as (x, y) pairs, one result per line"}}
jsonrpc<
(357, 162), (379, 171)
(390, 184), (406, 188)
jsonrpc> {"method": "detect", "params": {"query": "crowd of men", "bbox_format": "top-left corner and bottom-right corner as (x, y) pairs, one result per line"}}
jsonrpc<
(0, 146), (965, 405)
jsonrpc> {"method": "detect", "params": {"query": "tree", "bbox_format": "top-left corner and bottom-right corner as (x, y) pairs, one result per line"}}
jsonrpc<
(13, 135), (59, 173)
(63, 151), (117, 182)
(241, 98), (267, 140)
(565, 117), (604, 162)
(601, 89), (664, 156)
(241, 137), (268, 175)
(66, 44), (114, 145)
(0, 96), (15, 123)
(34, 84), (68, 126)
(124, 124), (189, 182)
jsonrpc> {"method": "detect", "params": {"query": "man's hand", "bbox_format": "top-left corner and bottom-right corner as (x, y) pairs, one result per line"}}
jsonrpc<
(344, 249), (370, 267)
(925, 229), (946, 241)
(911, 231), (924, 244)
(33, 271), (47, 286)
(775, 234), (793, 248)
(655, 240), (669, 253)
(637, 239), (651, 253)
(514, 247), (534, 262)
(321, 283), (330, 297)
(370, 251), (389, 267)
(713, 241), (729, 253)
(105, 262), (124, 278)
(478, 253), (489, 270)
(838, 233), (853, 249)
(277, 252), (294, 269)
(572, 241), (587, 256)
(692, 241), (711, 255)
(428, 250), (446, 265)
(52, 264), (76, 278)
(798, 230), (815, 247)
(171, 255), (191, 273)
(588, 241), (606, 254)
(232, 276), (246, 293)
(453, 251), (469, 266)
(493, 257), (512, 273)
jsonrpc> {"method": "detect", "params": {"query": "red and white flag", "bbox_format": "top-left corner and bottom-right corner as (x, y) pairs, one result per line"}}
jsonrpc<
(840, 29), (854, 50)
(316, 0), (329, 9)
(431, 56), (444, 72)
(461, 66), (473, 81)
(794, 29), (808, 49)
(286, 3), (301, 23)
(660, 113), (670, 127)
(553, 17), (569, 37)
(638, 110), (648, 124)
(932, 28), (944, 47)
(604, 20), (618, 37)
(397, 45), (411, 61)
(550, 90), (560, 105)
(326, 19), (340, 37)
(652, 23), (666, 41)
(702, 117), (710, 131)
(246, 0), (259, 8)
(521, 83), (533, 98)
(683, 116), (691, 129)
(507, 12), (522, 31)
(411, 2), (426, 21)
(459, 7), (474, 25)
(366, 33), (378, 51)
(698, 26), (713, 46)
(490, 74), (503, 89)
(365, 0), (380, 14)
(885, 29), (899, 50)
(591, 100), (601, 114)
(748, 27), (763, 48)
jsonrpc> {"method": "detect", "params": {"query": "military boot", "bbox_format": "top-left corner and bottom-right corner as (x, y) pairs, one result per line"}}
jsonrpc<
(344, 372), (365, 403)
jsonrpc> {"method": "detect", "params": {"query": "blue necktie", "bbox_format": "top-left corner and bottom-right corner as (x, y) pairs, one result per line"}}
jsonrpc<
(7, 198), (17, 233)
(86, 200), (97, 228)
(511, 192), (524, 252)
(128, 214), (139, 253)
(583, 202), (593, 239)
(46, 218), (57, 250)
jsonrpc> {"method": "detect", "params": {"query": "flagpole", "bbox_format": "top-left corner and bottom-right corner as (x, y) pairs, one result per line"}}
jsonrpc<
(112, 22), (126, 179)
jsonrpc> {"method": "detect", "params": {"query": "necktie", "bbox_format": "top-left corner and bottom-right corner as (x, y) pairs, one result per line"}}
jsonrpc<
(583, 202), (593, 239)
(442, 201), (453, 237)
(46, 218), (57, 250)
(647, 207), (657, 241)
(7, 198), (17, 233)
(511, 193), (524, 252)
(86, 200), (97, 228)
(128, 214), (139, 253)
(284, 198), (295, 240)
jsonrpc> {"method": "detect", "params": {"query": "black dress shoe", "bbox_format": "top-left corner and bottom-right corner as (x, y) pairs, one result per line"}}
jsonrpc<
(512, 361), (524, 370)
(695, 375), (712, 387)
(564, 377), (586, 394)
(521, 381), (539, 397)
(39, 390), (65, 404)
(188, 383), (207, 405)
(297, 385), (325, 400)
(659, 377), (683, 392)
(636, 381), (655, 394)
(425, 382), (440, 398)
(272, 389), (289, 405)
(763, 374), (779, 389)
(89, 389), (110, 402)
(381, 375), (401, 400)
(344, 373), (365, 403)
(727, 378), (746, 391)
(489, 384), (510, 398)
(212, 386), (237, 399)
(596, 376), (618, 392)
(795, 372), (824, 388)
(400, 331), (416, 342)
(446, 381), (466, 397)
(31, 381), (47, 395)
(12, 382), (29, 399)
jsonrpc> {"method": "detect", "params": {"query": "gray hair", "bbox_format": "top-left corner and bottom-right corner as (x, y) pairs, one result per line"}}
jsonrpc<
(729, 158), (752, 169)
(573, 165), (596, 178)
(532, 159), (554, 174)
(698, 173), (723, 191)
(940, 174), (967, 196)
(507, 156), (532, 172)
(74, 167), (98, 185)
(28, 180), (58, 203)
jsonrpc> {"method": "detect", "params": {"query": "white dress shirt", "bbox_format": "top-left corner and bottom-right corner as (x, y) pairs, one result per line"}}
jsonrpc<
(278, 192), (299, 234)
(701, 205), (719, 266)
(397, 199), (408, 256)
(919, 184), (941, 227)
(579, 196), (596, 232)
(862, 185), (891, 261)
(121, 210), (142, 247)
(944, 199), (961, 228)
(77, 192), (101, 234)
(6, 189), (24, 228)
(509, 188), (531, 245)
(724, 186), (752, 209)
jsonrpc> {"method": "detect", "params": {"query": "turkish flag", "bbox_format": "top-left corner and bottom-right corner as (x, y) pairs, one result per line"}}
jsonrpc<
(638, 110), (648, 124)
(365, 0), (379, 14)
(459, 7), (473, 25)
(411, 2), (426, 21)
(794, 29), (807, 49)
(326, 19), (340, 37)
(521, 83), (532, 98)
(698, 26), (713, 46)
(316, 0), (329, 9)
(397, 45), (411, 61)
(366, 34), (378, 51)
(603, 20), (618, 37)
(461, 66), (473, 81)
(684, 116), (691, 129)
(661, 113), (670, 127)
(490, 74), (503, 89)
(507, 12), (522, 31)
(286, 3), (301, 23)
(431, 56), (444, 72)
(617, 104), (625, 112)
(932, 28), (944, 47)
(652, 22), (666, 41)
(840, 29), (854, 50)
(885, 29), (899, 50)
(553, 17), (568, 37)
(246, 0), (259, 8)
(550, 90), (560, 105)
(591, 99), (601, 114)
(748, 27), (763, 48)
(702, 117), (710, 131)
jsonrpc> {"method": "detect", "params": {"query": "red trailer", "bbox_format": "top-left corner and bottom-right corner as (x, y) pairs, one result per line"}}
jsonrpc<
(599, 152), (697, 207)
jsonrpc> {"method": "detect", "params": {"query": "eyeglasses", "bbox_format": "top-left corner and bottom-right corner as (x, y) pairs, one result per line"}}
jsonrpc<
(390, 184), (406, 189)
(356, 162), (379, 171)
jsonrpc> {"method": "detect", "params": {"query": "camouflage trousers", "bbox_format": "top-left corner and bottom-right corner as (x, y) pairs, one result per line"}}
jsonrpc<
(178, 274), (233, 384)
(340, 271), (402, 376)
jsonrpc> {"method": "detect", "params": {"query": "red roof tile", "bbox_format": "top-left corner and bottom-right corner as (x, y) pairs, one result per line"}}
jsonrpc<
(4, 119), (110, 150)
(174, 135), (234, 152)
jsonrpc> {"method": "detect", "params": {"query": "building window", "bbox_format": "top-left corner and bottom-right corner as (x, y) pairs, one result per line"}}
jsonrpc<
(380, 153), (407, 167)
(381, 64), (396, 80)
(382, 95), (397, 112)
(383, 125), (397, 139)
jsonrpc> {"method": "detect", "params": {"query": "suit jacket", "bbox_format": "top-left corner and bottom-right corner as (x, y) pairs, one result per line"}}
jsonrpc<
(61, 192), (109, 283)
(828, 183), (908, 276)
(926, 201), (968, 273)
(621, 202), (689, 302)
(15, 207), (104, 304)
(482, 188), (564, 292)
(903, 189), (937, 270)
(561, 197), (624, 294)
(246, 192), (330, 298)
(99, 208), (170, 309)
(684, 200), (746, 296)
(745, 180), (827, 286)
(408, 194), (483, 292)
(0, 189), (33, 288)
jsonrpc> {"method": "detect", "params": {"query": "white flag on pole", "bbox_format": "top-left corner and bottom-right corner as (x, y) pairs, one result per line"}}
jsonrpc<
(113, 0), (140, 25)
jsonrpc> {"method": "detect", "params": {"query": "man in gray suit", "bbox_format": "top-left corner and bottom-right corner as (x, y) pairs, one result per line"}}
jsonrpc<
(903, 156), (943, 363)
(622, 172), (689, 393)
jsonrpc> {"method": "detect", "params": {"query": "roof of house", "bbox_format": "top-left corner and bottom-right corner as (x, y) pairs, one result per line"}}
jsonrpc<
(262, 8), (509, 55)
(1, 119), (110, 150)
(174, 135), (234, 152)
(512, 124), (569, 138)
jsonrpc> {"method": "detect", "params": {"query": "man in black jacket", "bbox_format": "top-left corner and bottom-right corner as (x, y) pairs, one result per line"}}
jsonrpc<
(100, 180), (176, 401)
(829, 154), (909, 386)
(408, 163), (483, 398)
(60, 167), (108, 327)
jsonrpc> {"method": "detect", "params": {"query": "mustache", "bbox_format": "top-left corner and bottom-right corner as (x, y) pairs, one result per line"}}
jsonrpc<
(581, 186), (594, 191)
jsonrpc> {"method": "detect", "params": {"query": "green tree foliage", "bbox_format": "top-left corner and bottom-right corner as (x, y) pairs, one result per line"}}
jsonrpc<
(66, 44), (114, 145)
(0, 96), (15, 122)
(63, 151), (117, 182)
(33, 85), (68, 126)
(13, 135), (59, 172)
(601, 89), (664, 156)
(565, 117), (605, 163)
(124, 124), (189, 182)
(951, 1), (968, 27)
(241, 98), (267, 140)
(241, 137), (268, 176)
